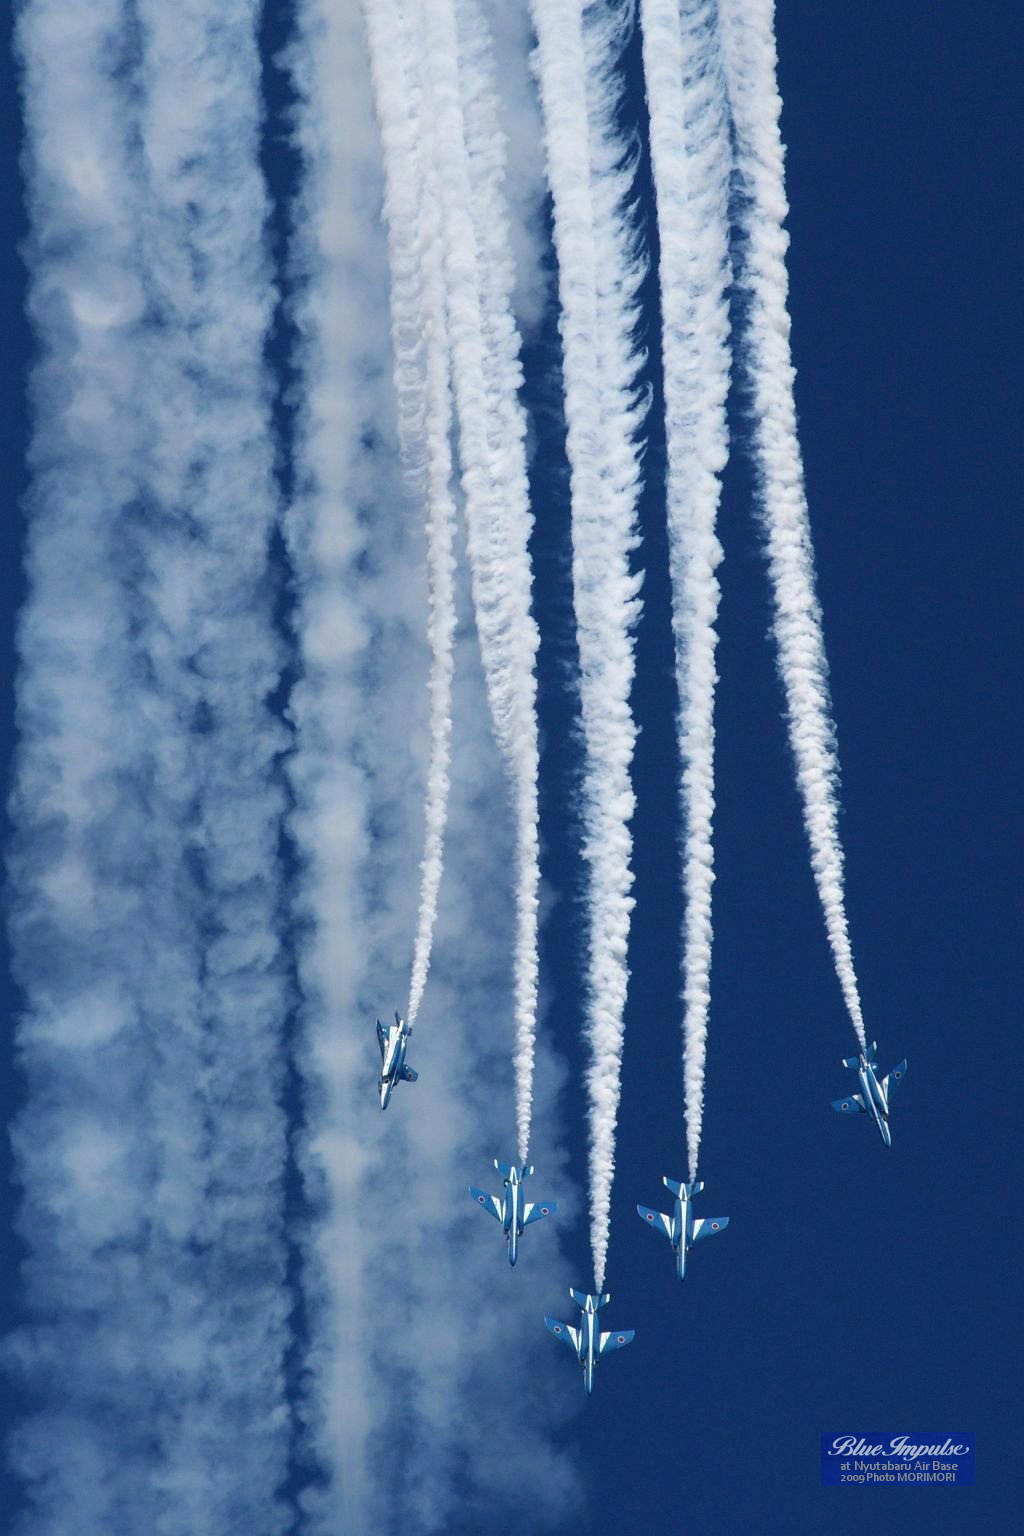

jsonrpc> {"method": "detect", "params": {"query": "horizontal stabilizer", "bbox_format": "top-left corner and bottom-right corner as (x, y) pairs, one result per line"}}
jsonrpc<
(692, 1216), (729, 1243)
(569, 1288), (609, 1311)
(523, 1200), (556, 1226)
(832, 1093), (867, 1115)
(495, 1160), (514, 1179)
(469, 1187), (503, 1222)
(545, 1317), (580, 1354)
(883, 1059), (908, 1096)
(842, 1055), (860, 1069)
(599, 1328), (634, 1356)
(637, 1204), (674, 1241)
(402, 1066), (418, 1082)
(662, 1176), (684, 1197)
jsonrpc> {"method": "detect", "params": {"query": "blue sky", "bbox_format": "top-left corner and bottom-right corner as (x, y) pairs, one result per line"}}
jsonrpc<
(2, 2), (1019, 1534)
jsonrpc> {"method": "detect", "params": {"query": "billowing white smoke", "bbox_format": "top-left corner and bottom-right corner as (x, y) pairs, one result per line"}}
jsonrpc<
(409, 0), (543, 1162)
(8, 3), (290, 1532)
(285, 5), (579, 1533)
(718, 0), (867, 1047)
(530, 0), (648, 1291)
(640, 0), (732, 1182)
(362, 0), (459, 1032)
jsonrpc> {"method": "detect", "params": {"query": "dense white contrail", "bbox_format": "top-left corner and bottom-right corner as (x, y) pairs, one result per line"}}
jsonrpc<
(286, 7), (576, 1533)
(641, 0), (732, 1181)
(718, 0), (867, 1047)
(362, 0), (459, 1030)
(9, 3), (290, 1532)
(413, 0), (542, 1161)
(530, 0), (648, 1291)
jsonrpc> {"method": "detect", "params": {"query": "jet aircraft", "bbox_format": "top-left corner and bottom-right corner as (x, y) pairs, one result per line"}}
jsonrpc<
(637, 1178), (729, 1280)
(831, 1041), (907, 1146)
(376, 1010), (417, 1110)
(468, 1161), (556, 1266)
(544, 1290), (634, 1395)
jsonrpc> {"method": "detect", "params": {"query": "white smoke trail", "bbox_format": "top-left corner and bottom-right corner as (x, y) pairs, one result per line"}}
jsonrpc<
(8, 3), (290, 1532)
(530, 0), (648, 1291)
(285, 6), (578, 1533)
(361, 0), (459, 1030)
(640, 0), (732, 1181)
(717, 0), (866, 1047)
(412, 0), (542, 1162)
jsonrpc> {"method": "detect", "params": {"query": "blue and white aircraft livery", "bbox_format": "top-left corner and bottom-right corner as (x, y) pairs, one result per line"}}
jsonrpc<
(831, 1042), (908, 1147)
(544, 1290), (635, 1396)
(468, 1161), (556, 1267)
(376, 1010), (417, 1110)
(636, 1178), (729, 1281)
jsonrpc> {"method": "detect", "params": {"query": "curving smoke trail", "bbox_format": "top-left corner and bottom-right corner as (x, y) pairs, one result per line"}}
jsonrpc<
(530, 0), (648, 1291)
(640, 0), (732, 1182)
(718, 0), (867, 1047)
(413, 0), (542, 1161)
(8, 3), (290, 1531)
(362, 0), (459, 1031)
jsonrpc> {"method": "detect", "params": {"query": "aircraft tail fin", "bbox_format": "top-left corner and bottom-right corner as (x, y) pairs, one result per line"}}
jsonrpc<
(842, 1055), (860, 1070)
(662, 1176), (684, 1197)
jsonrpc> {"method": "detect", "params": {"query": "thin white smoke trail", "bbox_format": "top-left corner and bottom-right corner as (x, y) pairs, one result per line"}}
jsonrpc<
(8, 3), (290, 1532)
(530, 0), (648, 1291)
(717, 0), (867, 1047)
(413, 0), (542, 1162)
(361, 0), (459, 1030)
(640, 0), (732, 1181)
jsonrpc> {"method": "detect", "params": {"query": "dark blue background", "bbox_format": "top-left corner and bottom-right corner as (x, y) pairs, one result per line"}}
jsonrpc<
(2, 2), (1019, 1531)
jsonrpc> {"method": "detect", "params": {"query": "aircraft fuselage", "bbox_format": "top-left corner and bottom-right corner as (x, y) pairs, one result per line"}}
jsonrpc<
(504, 1170), (523, 1266)
(579, 1300), (599, 1396)
(857, 1058), (892, 1146)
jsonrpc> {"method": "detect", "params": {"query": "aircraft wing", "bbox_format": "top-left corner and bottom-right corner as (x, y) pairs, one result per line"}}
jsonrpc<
(401, 1066), (418, 1082)
(882, 1060), (908, 1096)
(376, 1020), (388, 1060)
(598, 1329), (634, 1356)
(545, 1317), (580, 1354)
(637, 1205), (673, 1240)
(469, 1187), (503, 1221)
(523, 1200), (556, 1226)
(692, 1216), (729, 1242)
(832, 1093), (867, 1115)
